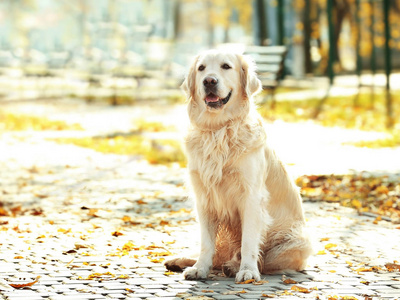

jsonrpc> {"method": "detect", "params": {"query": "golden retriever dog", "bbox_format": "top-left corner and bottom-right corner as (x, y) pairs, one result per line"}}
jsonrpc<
(165, 50), (312, 282)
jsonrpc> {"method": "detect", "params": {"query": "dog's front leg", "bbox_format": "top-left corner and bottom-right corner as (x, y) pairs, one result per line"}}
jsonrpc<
(183, 206), (216, 280)
(236, 196), (266, 282)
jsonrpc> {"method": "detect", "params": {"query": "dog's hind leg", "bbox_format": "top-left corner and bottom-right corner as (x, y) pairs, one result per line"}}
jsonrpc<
(261, 245), (312, 273)
(164, 258), (196, 272)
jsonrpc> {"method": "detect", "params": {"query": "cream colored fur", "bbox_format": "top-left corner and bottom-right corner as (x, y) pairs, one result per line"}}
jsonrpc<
(165, 50), (312, 282)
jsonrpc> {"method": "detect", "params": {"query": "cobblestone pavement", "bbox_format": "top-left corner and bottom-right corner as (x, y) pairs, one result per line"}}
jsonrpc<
(0, 101), (400, 300)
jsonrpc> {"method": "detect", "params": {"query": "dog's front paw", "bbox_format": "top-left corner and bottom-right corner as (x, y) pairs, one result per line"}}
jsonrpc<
(183, 266), (209, 280)
(235, 269), (261, 283)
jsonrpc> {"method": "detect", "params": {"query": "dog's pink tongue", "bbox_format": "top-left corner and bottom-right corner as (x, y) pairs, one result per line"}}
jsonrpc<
(206, 94), (219, 102)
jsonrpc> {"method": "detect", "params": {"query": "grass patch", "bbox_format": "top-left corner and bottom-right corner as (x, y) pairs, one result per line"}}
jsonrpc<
(55, 134), (186, 166)
(258, 91), (400, 132)
(346, 131), (400, 148)
(0, 111), (83, 131)
(133, 118), (176, 132)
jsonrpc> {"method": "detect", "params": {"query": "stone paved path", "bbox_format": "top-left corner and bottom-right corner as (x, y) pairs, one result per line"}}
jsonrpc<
(0, 100), (399, 300)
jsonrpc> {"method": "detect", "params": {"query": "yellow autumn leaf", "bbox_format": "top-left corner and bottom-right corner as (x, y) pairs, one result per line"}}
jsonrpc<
(325, 243), (337, 250)
(351, 199), (362, 209)
(237, 279), (255, 284)
(373, 216), (382, 224)
(290, 285), (311, 293)
(376, 185), (389, 194)
(150, 257), (165, 263)
(164, 271), (175, 276)
(122, 241), (136, 251)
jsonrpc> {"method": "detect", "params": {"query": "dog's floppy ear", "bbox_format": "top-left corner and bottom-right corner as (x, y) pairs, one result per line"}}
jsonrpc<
(181, 55), (199, 101)
(238, 54), (262, 99)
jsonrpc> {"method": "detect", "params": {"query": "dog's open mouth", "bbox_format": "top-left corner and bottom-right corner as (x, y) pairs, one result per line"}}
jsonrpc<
(205, 91), (232, 109)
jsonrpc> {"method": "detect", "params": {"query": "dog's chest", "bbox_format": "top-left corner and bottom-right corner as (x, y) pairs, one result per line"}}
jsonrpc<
(186, 127), (246, 188)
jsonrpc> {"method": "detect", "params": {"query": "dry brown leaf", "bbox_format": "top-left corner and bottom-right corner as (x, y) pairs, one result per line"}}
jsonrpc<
(237, 278), (255, 284)
(283, 278), (298, 284)
(385, 263), (400, 272)
(8, 276), (41, 289)
(290, 285), (311, 293)
(111, 231), (123, 237)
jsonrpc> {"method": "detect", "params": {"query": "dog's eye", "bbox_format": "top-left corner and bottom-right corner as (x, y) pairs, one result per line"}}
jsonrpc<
(198, 65), (205, 71)
(221, 63), (231, 70)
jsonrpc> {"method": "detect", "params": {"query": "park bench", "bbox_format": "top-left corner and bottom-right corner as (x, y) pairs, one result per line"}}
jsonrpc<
(244, 45), (287, 106)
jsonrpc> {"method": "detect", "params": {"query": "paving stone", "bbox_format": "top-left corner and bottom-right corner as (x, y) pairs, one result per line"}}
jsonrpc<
(213, 294), (243, 300)
(1, 111), (400, 300)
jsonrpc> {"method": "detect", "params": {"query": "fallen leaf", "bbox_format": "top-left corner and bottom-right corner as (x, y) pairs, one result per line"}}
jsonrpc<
(325, 243), (337, 250)
(253, 280), (269, 285)
(283, 278), (298, 284)
(237, 279), (255, 284)
(150, 257), (165, 263)
(291, 285), (311, 293)
(160, 220), (170, 226)
(111, 231), (123, 237)
(354, 266), (381, 273)
(176, 292), (192, 298)
(164, 271), (175, 276)
(373, 216), (382, 224)
(223, 290), (246, 295)
(8, 276), (41, 289)
(261, 294), (276, 298)
(385, 263), (400, 272)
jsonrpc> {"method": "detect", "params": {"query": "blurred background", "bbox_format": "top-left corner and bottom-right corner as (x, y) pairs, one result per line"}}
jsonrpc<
(0, 0), (399, 234)
(0, 0), (399, 130)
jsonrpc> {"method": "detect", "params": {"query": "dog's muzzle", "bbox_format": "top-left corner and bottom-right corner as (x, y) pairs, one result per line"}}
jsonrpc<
(204, 91), (232, 109)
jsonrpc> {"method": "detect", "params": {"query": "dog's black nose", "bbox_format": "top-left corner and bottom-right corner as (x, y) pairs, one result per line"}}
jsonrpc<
(203, 76), (218, 87)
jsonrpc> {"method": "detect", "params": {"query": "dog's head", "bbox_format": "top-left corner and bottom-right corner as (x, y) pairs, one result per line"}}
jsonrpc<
(182, 50), (261, 128)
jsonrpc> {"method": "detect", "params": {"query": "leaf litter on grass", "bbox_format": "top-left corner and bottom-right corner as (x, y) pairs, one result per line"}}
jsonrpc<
(296, 173), (400, 222)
